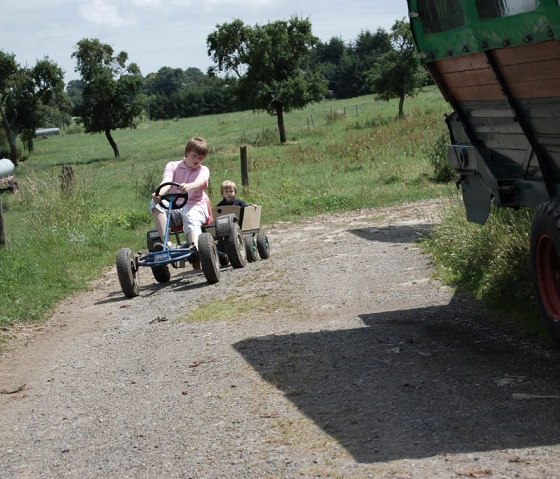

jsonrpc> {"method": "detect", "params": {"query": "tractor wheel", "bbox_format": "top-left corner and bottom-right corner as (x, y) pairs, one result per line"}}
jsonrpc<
(199, 232), (220, 284)
(531, 198), (560, 344)
(116, 248), (140, 298)
(224, 223), (247, 268)
(256, 231), (270, 259)
(151, 265), (171, 283)
(244, 234), (258, 262)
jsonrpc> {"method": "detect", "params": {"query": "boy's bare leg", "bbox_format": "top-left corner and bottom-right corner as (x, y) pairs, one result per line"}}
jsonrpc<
(152, 209), (167, 242)
(187, 231), (201, 269)
(187, 231), (199, 249)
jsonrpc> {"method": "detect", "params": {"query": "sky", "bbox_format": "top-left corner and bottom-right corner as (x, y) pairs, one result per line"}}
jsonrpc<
(0, 0), (410, 85)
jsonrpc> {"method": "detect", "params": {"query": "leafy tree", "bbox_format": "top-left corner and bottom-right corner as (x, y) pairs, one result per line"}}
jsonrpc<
(143, 67), (186, 96)
(66, 79), (86, 116)
(310, 29), (391, 99)
(333, 53), (364, 99)
(72, 38), (143, 157)
(143, 66), (233, 120)
(207, 17), (327, 143)
(355, 28), (392, 60)
(314, 37), (346, 65)
(310, 37), (346, 93)
(37, 92), (73, 130)
(369, 19), (426, 118)
(0, 51), (64, 165)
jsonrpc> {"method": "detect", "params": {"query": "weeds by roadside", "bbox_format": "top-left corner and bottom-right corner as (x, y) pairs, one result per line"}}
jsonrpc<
(0, 173), (147, 326)
(421, 196), (546, 339)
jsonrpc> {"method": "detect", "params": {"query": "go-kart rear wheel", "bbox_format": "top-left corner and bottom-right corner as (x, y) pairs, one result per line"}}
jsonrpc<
(116, 248), (139, 298)
(225, 222), (247, 268)
(198, 232), (220, 284)
(256, 231), (270, 259)
(151, 265), (171, 283)
(244, 234), (258, 262)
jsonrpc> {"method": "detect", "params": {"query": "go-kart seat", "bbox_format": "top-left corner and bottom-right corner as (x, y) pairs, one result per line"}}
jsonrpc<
(168, 195), (214, 235)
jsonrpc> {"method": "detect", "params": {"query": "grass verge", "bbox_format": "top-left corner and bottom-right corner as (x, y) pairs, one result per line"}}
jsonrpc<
(420, 196), (549, 341)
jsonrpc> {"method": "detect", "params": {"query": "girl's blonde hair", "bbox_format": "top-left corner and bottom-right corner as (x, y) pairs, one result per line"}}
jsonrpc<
(220, 180), (237, 196)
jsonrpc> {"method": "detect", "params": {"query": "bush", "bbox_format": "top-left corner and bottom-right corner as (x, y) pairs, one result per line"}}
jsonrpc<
(427, 132), (456, 183)
(136, 163), (162, 201)
(422, 197), (544, 336)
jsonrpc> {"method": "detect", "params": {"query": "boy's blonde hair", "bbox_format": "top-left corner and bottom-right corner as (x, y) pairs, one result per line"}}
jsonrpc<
(221, 180), (237, 196)
(185, 136), (209, 157)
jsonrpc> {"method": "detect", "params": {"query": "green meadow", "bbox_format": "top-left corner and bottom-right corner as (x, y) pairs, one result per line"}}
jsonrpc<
(0, 86), (490, 335)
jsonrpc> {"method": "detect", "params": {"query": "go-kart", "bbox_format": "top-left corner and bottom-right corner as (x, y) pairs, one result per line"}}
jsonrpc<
(116, 182), (270, 298)
(116, 182), (220, 298)
(207, 204), (270, 266)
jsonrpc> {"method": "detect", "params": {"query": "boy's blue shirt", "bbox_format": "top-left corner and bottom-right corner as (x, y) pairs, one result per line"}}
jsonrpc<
(217, 198), (247, 207)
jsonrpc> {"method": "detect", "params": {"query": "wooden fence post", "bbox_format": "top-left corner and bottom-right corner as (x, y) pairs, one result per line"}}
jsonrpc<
(240, 146), (249, 187)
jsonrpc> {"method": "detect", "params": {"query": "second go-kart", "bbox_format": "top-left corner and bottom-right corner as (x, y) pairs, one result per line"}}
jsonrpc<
(207, 204), (270, 266)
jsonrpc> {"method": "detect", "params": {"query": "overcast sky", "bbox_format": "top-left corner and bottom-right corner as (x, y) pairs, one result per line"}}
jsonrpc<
(1, 0), (409, 84)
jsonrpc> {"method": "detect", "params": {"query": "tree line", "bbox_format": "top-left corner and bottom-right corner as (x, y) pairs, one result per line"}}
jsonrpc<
(0, 16), (424, 164)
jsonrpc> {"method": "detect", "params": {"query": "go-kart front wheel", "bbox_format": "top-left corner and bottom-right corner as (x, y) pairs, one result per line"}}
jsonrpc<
(116, 248), (140, 298)
(151, 265), (171, 283)
(198, 232), (220, 284)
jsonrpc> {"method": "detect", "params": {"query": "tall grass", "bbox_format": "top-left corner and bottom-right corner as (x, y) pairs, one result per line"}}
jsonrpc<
(0, 173), (147, 326)
(421, 196), (546, 339)
(1, 87), (455, 328)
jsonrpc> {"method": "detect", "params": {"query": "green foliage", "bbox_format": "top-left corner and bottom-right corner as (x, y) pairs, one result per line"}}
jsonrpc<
(72, 38), (144, 157)
(66, 79), (85, 116)
(3, 88), (454, 328)
(310, 29), (392, 99)
(369, 19), (426, 117)
(0, 50), (64, 163)
(427, 132), (456, 183)
(240, 128), (277, 147)
(144, 67), (234, 120)
(136, 162), (163, 200)
(0, 173), (145, 326)
(207, 16), (328, 143)
(422, 197), (544, 337)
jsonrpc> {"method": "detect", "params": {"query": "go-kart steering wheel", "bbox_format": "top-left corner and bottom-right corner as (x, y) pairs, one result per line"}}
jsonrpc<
(155, 182), (189, 210)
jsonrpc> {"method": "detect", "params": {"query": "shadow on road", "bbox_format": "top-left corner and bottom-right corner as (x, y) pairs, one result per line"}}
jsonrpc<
(234, 294), (560, 463)
(350, 223), (433, 244)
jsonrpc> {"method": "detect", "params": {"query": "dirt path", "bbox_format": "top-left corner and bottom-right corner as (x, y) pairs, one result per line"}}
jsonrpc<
(2, 199), (560, 479)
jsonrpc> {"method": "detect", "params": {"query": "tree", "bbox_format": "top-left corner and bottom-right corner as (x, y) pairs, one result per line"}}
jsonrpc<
(72, 38), (143, 157)
(369, 19), (426, 118)
(143, 66), (233, 120)
(0, 51), (64, 165)
(66, 79), (86, 116)
(207, 17), (327, 143)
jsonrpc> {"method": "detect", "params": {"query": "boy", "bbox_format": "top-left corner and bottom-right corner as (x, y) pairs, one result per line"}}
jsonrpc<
(217, 180), (247, 207)
(151, 137), (211, 255)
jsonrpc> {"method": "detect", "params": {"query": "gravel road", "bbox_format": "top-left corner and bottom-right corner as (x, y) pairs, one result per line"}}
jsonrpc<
(2, 199), (560, 479)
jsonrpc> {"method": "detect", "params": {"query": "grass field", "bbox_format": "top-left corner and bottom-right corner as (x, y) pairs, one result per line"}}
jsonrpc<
(1, 86), (455, 328)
